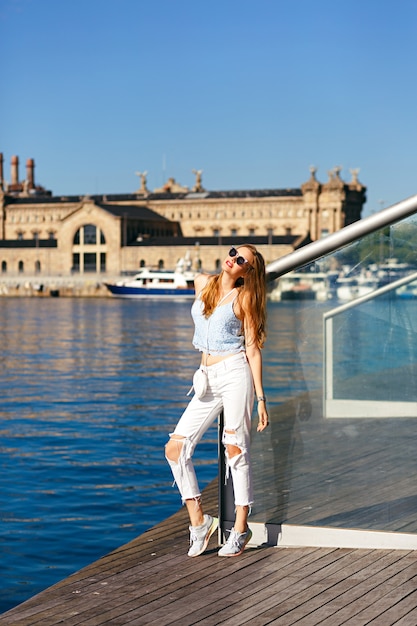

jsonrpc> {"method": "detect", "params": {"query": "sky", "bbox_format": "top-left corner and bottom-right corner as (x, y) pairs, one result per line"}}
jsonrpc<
(1, 0), (416, 217)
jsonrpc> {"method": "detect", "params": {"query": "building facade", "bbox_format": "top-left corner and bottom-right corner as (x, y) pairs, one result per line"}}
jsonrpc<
(0, 154), (366, 277)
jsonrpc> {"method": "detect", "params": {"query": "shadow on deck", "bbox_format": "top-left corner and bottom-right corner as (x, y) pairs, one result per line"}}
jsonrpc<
(2, 478), (417, 626)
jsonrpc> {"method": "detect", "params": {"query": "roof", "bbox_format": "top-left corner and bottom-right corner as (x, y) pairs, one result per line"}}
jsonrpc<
(146, 188), (303, 201)
(96, 203), (170, 221)
(4, 188), (303, 206)
(128, 234), (301, 247)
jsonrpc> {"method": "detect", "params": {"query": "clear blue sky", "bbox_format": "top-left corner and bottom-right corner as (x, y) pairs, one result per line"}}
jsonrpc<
(1, 0), (416, 216)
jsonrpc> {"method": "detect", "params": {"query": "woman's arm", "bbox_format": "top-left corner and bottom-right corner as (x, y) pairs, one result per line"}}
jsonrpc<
(243, 303), (269, 432)
(194, 272), (210, 296)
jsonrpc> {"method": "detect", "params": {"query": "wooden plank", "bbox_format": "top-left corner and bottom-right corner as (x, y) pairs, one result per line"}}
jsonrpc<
(0, 423), (417, 626)
(3, 457), (417, 626)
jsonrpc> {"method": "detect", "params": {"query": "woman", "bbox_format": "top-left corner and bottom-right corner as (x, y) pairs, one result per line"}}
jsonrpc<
(165, 244), (269, 557)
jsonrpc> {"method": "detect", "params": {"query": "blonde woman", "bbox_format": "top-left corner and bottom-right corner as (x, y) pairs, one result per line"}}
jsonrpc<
(165, 244), (269, 557)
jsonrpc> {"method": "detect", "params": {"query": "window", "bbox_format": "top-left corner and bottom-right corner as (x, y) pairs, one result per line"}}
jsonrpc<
(18, 260), (24, 273)
(35, 260), (41, 273)
(73, 224), (106, 246)
(17, 232), (23, 241)
(249, 228), (255, 236)
(1, 261), (7, 273)
(84, 253), (97, 272)
(83, 224), (97, 244)
(72, 253), (80, 273)
(72, 224), (106, 273)
(231, 228), (237, 237)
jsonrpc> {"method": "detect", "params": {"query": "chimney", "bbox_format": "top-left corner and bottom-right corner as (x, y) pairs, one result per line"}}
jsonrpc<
(11, 155), (19, 186)
(26, 158), (35, 189)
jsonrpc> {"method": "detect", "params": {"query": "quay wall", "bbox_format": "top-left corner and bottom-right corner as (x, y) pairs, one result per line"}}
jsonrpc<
(0, 275), (114, 297)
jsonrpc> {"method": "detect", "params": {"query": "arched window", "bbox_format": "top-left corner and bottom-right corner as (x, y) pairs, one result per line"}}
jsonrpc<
(158, 259), (164, 269)
(35, 260), (41, 273)
(84, 224), (96, 244)
(72, 224), (107, 273)
(1, 261), (7, 273)
(18, 260), (24, 273)
(73, 224), (106, 246)
(140, 259), (146, 267)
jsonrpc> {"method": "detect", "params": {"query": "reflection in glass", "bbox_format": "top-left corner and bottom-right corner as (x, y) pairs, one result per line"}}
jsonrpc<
(248, 215), (417, 535)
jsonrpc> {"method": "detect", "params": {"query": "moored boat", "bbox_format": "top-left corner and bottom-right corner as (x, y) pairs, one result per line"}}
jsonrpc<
(336, 272), (380, 302)
(104, 267), (195, 299)
(269, 272), (329, 301)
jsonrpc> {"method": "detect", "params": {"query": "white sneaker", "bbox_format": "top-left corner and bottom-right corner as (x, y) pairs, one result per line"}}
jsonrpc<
(218, 527), (252, 557)
(188, 514), (218, 557)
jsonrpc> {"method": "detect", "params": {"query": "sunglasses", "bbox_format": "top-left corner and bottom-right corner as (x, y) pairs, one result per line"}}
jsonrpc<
(229, 247), (252, 267)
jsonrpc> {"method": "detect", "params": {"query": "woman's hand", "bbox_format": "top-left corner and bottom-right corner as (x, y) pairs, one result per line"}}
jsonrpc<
(257, 402), (269, 432)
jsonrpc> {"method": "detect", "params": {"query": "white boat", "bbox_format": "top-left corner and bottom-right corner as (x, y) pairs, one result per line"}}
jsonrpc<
(269, 272), (329, 301)
(336, 272), (380, 302)
(396, 281), (417, 299)
(374, 259), (416, 287)
(104, 267), (196, 299)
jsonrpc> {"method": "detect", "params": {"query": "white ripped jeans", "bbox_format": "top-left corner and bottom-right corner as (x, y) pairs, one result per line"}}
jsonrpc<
(166, 351), (254, 507)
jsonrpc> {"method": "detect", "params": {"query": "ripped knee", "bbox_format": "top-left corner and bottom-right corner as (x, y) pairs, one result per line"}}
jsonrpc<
(226, 443), (241, 458)
(223, 429), (244, 459)
(165, 435), (185, 463)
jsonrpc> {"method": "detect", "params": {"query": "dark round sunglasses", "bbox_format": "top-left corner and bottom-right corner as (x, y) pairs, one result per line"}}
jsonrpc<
(229, 247), (252, 267)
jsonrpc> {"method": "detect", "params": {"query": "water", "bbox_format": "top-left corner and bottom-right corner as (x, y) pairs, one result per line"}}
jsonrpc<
(0, 298), (214, 614)
(2, 296), (414, 614)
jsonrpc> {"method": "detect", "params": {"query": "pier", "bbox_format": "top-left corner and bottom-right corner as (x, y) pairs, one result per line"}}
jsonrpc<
(0, 275), (113, 297)
(2, 477), (417, 625)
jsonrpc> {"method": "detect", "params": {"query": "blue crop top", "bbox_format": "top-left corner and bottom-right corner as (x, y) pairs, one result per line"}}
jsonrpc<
(191, 293), (245, 356)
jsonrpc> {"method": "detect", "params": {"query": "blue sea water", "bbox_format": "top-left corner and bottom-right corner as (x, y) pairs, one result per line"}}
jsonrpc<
(0, 297), (215, 614)
(2, 295), (414, 614)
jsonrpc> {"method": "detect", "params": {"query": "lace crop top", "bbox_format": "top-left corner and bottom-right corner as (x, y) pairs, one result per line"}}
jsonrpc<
(191, 293), (245, 356)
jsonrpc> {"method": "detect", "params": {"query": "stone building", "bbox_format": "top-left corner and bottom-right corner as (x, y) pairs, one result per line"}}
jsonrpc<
(0, 154), (366, 277)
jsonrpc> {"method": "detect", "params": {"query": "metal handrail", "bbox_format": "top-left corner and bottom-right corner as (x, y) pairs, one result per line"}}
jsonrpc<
(266, 193), (417, 278)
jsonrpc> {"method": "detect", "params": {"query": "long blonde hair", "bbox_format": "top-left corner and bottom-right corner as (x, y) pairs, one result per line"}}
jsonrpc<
(201, 244), (267, 348)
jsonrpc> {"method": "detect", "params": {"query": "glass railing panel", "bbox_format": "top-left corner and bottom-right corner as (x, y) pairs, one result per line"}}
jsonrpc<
(325, 277), (417, 414)
(244, 212), (417, 535)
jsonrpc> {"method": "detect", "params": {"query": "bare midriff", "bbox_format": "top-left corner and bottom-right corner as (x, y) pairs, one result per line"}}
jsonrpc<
(201, 351), (243, 366)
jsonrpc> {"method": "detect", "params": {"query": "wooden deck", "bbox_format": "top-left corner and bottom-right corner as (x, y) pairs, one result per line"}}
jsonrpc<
(2, 478), (417, 626)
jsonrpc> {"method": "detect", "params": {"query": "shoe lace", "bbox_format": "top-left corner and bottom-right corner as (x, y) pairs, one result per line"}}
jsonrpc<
(190, 530), (198, 545)
(225, 528), (241, 549)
